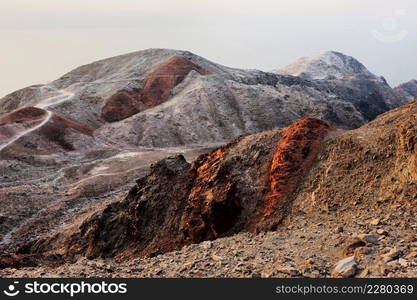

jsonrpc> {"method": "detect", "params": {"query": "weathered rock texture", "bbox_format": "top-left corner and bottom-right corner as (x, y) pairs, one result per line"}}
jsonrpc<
(257, 118), (333, 231)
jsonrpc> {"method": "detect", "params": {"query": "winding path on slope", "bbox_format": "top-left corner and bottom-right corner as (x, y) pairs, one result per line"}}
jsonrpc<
(0, 90), (74, 152)
(0, 110), (52, 152)
(34, 90), (74, 109)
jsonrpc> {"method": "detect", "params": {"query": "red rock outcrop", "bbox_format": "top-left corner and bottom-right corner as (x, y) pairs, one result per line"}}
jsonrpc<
(257, 118), (334, 231)
(101, 56), (210, 122)
(141, 55), (210, 107)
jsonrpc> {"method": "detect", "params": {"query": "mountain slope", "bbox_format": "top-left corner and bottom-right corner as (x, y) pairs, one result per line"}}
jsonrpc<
(395, 80), (417, 101)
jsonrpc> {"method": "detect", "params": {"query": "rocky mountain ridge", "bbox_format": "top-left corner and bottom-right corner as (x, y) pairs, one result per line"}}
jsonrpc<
(273, 51), (381, 81)
(1, 49), (414, 150)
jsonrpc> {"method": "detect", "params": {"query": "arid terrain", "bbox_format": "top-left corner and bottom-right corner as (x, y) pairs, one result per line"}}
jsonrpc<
(0, 49), (416, 278)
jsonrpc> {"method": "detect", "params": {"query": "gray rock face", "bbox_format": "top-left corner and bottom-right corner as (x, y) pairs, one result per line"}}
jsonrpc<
(0, 48), (412, 148)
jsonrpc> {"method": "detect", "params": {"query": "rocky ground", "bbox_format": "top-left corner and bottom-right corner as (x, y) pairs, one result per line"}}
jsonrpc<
(2, 49), (413, 150)
(1, 204), (415, 278)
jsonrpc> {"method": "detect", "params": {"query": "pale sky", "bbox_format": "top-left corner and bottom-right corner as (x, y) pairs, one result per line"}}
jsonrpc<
(1, 0), (416, 97)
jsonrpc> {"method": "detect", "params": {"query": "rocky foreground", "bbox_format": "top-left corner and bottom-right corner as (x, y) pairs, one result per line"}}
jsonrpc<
(1, 204), (416, 278)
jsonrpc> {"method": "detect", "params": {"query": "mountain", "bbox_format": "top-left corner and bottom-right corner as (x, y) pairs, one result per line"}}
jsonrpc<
(0, 49), (409, 150)
(273, 51), (382, 81)
(9, 99), (417, 277)
(395, 79), (417, 101)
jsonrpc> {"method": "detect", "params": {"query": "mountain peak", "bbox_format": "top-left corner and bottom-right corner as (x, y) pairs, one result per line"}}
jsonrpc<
(273, 50), (379, 81)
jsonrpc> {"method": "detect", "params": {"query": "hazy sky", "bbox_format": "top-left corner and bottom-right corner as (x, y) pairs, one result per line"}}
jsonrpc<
(1, 0), (416, 97)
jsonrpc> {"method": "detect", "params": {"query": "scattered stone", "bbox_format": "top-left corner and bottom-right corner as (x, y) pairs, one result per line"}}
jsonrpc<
(401, 236), (416, 243)
(211, 254), (225, 262)
(376, 229), (389, 236)
(379, 264), (389, 276)
(405, 251), (417, 259)
(398, 258), (408, 267)
(354, 246), (372, 256)
(278, 266), (300, 276)
(358, 267), (369, 278)
(370, 218), (381, 226)
(381, 248), (402, 263)
(335, 226), (344, 233)
(332, 256), (357, 278)
(344, 238), (366, 255)
(357, 234), (379, 245)
(261, 269), (273, 278)
(309, 270), (321, 278)
(202, 241), (213, 249)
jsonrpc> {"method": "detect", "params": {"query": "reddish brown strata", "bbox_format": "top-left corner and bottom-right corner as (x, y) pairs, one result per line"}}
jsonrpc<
(0, 107), (48, 144)
(36, 113), (94, 151)
(0, 106), (47, 125)
(100, 91), (144, 123)
(257, 118), (334, 231)
(141, 55), (210, 107)
(101, 56), (210, 122)
(0, 106), (93, 154)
